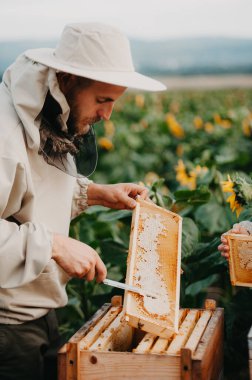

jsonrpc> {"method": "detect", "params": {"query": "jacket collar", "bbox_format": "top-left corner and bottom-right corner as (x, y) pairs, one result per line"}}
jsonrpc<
(2, 54), (70, 150)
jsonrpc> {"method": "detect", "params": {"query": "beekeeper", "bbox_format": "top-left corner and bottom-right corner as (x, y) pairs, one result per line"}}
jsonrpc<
(0, 22), (165, 379)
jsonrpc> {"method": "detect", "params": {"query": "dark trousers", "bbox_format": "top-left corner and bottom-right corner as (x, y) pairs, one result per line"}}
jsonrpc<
(0, 310), (62, 380)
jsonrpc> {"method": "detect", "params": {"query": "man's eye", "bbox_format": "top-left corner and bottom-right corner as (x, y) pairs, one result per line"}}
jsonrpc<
(97, 99), (105, 104)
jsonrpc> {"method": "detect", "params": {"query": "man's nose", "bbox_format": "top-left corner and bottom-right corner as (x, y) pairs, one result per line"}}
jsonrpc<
(98, 103), (114, 121)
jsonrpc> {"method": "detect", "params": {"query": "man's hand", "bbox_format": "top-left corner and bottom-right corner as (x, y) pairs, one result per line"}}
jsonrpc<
(87, 183), (149, 209)
(218, 223), (251, 259)
(52, 234), (107, 282)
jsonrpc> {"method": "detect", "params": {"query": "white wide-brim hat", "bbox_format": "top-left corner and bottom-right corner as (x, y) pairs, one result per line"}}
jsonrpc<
(25, 23), (166, 92)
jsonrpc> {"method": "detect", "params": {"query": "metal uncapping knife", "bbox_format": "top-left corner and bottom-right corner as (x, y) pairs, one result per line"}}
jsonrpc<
(103, 278), (158, 299)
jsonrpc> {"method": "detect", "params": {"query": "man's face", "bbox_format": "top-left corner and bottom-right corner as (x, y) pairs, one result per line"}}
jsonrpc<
(62, 78), (126, 135)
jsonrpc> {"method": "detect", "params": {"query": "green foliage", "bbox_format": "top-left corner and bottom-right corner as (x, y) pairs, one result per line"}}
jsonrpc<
(57, 89), (252, 378)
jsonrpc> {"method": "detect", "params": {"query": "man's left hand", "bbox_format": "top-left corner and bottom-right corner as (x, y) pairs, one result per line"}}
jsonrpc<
(87, 183), (148, 209)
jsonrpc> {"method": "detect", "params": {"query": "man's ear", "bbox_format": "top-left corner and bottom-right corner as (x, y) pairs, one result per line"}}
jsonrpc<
(57, 73), (77, 94)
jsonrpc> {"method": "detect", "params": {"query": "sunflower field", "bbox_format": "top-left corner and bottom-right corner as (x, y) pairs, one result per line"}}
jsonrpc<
(59, 87), (252, 379)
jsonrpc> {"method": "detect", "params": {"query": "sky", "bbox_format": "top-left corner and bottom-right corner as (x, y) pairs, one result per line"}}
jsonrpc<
(1, 0), (252, 41)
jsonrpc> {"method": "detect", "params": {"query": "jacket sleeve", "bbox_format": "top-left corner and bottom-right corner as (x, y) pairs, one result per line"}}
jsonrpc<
(0, 157), (53, 288)
(71, 176), (93, 219)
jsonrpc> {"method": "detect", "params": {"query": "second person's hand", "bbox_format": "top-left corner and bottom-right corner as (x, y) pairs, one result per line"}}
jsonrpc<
(218, 222), (251, 259)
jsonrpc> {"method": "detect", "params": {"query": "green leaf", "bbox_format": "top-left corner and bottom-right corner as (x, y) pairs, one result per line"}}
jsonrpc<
(97, 210), (132, 222)
(181, 217), (199, 258)
(85, 205), (110, 214)
(195, 201), (230, 234)
(150, 178), (165, 191)
(186, 238), (220, 262)
(100, 239), (128, 267)
(185, 274), (218, 296)
(174, 187), (211, 205)
(239, 207), (252, 222)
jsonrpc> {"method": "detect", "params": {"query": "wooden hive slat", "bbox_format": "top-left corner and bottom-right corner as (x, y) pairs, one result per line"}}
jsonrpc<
(69, 303), (111, 344)
(184, 310), (212, 353)
(166, 310), (198, 355)
(133, 332), (157, 354)
(89, 310), (124, 351)
(191, 308), (224, 380)
(102, 319), (134, 352)
(79, 306), (121, 350)
(150, 309), (187, 354)
(124, 198), (182, 338)
(226, 233), (252, 287)
(90, 311), (134, 352)
(149, 335), (170, 355)
(58, 303), (111, 380)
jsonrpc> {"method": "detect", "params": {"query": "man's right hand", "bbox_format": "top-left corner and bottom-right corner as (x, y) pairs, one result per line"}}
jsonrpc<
(52, 234), (107, 282)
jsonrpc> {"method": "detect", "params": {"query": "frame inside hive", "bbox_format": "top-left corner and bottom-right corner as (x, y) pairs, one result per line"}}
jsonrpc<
(58, 298), (224, 380)
(63, 296), (220, 355)
(123, 198), (182, 338)
(72, 303), (215, 354)
(226, 233), (252, 287)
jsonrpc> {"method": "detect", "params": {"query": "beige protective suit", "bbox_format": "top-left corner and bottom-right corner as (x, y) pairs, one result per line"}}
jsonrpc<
(0, 54), (90, 323)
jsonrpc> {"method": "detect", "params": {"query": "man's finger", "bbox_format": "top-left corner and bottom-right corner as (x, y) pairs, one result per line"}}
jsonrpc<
(95, 256), (107, 283)
(120, 193), (137, 209)
(128, 184), (149, 199)
(85, 265), (96, 282)
(137, 188), (149, 199)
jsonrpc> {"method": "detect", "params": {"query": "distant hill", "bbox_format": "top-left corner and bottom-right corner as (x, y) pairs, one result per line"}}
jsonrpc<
(0, 37), (252, 78)
(130, 37), (252, 75)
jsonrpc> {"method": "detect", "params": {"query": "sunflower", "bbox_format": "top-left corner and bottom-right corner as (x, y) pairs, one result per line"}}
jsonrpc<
(135, 94), (145, 108)
(98, 137), (114, 151)
(166, 114), (185, 138)
(221, 175), (244, 217)
(175, 160), (195, 190)
(193, 116), (203, 129)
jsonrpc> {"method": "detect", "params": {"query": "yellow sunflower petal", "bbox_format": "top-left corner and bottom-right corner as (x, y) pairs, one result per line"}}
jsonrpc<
(226, 194), (236, 210)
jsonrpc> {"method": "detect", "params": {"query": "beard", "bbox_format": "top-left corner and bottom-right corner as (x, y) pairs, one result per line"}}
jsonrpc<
(65, 90), (101, 136)
(67, 112), (101, 136)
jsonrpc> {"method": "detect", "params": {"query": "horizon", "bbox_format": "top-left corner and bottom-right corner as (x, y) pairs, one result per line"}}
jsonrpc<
(1, 35), (252, 44)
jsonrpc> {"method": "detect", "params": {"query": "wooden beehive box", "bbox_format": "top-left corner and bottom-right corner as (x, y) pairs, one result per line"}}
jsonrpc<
(58, 297), (224, 380)
(124, 198), (182, 337)
(225, 233), (252, 287)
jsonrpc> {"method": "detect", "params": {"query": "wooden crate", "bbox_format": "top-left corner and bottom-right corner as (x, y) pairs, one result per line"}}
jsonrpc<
(248, 325), (252, 380)
(124, 198), (182, 337)
(226, 233), (252, 287)
(58, 297), (224, 380)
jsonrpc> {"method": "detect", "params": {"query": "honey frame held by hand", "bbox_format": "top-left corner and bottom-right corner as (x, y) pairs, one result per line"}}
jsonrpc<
(123, 198), (182, 338)
(226, 233), (252, 287)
